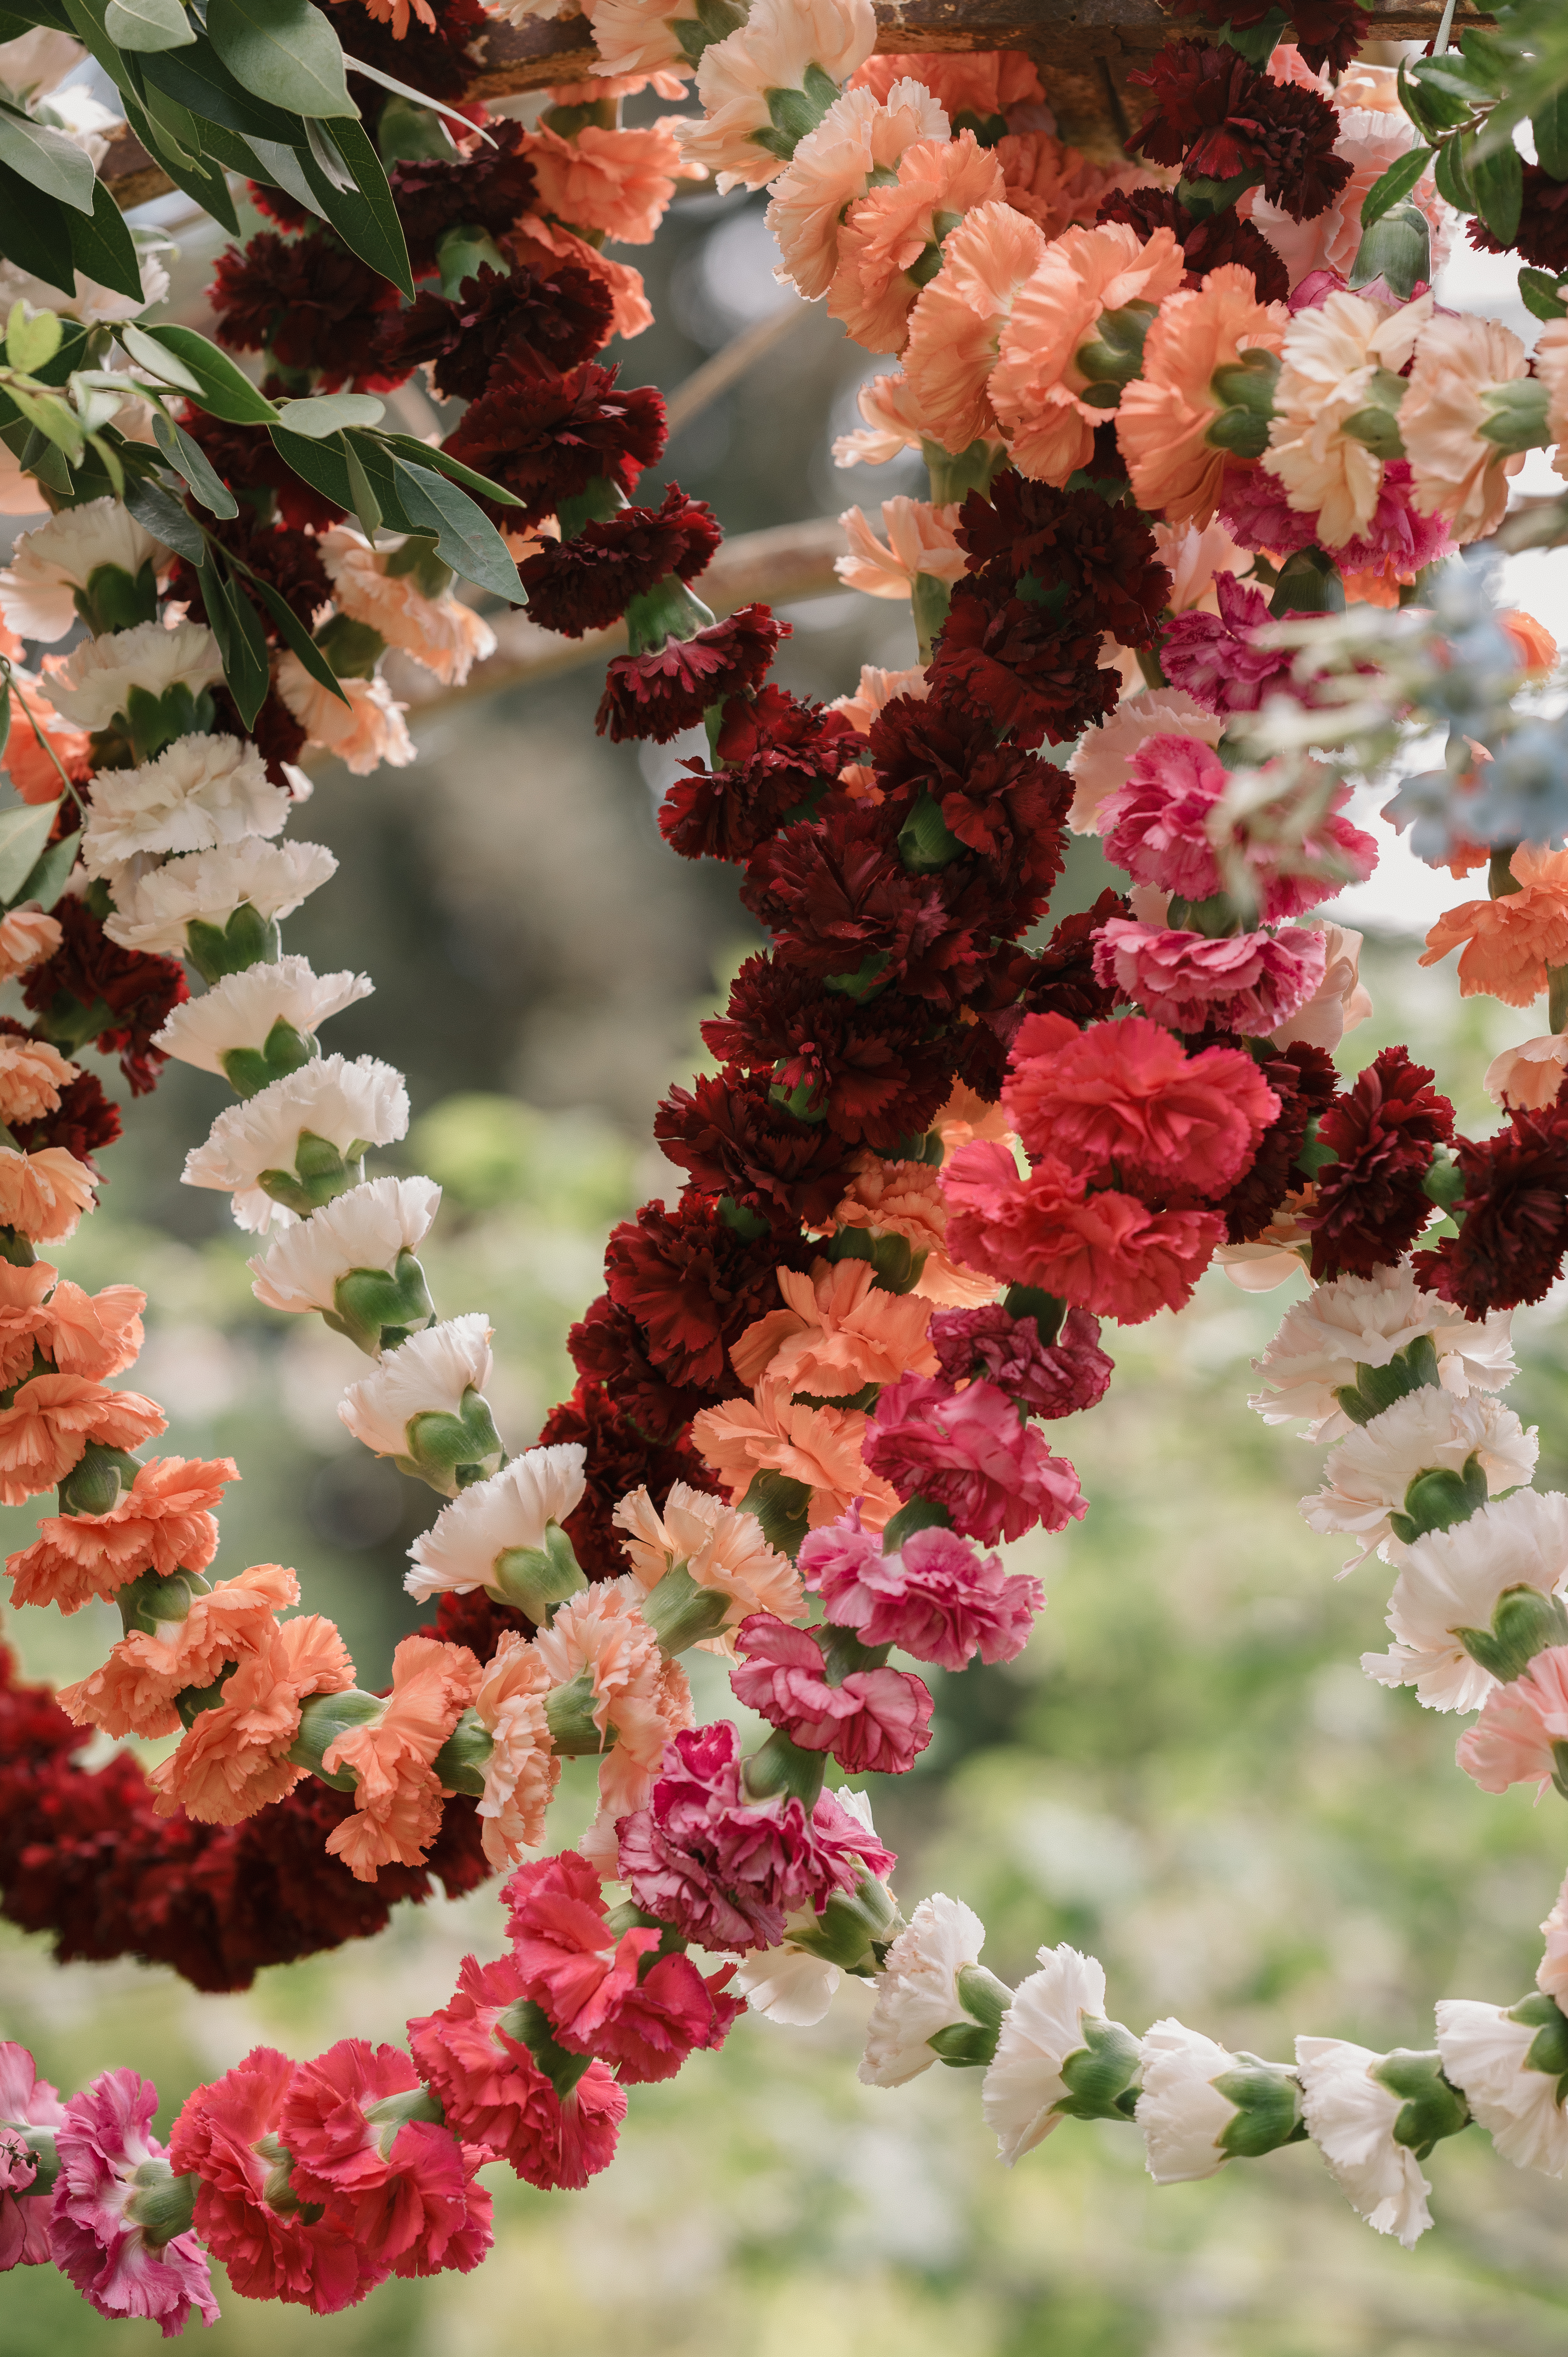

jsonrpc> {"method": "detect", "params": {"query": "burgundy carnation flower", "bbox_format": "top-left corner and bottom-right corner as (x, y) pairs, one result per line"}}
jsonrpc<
(1414, 1093), (1568, 1315)
(954, 477), (1171, 651)
(173, 409), (345, 533)
(568, 1293), (720, 1438)
(520, 486), (722, 637)
(386, 117), (540, 276)
(1466, 163), (1568, 274)
(442, 355), (667, 530)
(433, 1586), (534, 1661)
(597, 603), (785, 744)
(660, 685), (858, 864)
(1128, 40), (1352, 224)
(1162, 0), (1368, 76)
(929, 1302), (1114, 1417)
(654, 1065), (855, 1231)
(930, 578), (1124, 749)
(868, 689), (1074, 894)
(1097, 184), (1290, 304)
(208, 682), (310, 790)
(380, 260), (614, 400)
(731, 1614), (934, 1776)
(864, 1372), (1088, 1545)
(1305, 1044), (1455, 1280)
(1017, 889), (1131, 1028)
(210, 230), (406, 393)
(535, 1379), (719, 1582)
(800, 1510), (1044, 1672)
(22, 897), (187, 1097)
(12, 1070), (122, 1172)
(602, 1193), (809, 1393)
(616, 1720), (895, 1952)
(1218, 1037), (1338, 1244)
(171, 510), (330, 642)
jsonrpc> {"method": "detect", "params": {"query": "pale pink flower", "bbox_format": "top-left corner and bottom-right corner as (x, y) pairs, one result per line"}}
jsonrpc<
(49, 2069), (220, 2332)
(903, 200), (1046, 452)
(768, 80), (948, 300)
(1267, 291), (1432, 547)
(534, 1578), (692, 1816)
(1068, 690), (1223, 834)
(274, 653), (414, 775)
(613, 1479), (804, 1638)
(1270, 921), (1372, 1052)
(320, 529), (496, 688)
(831, 369), (976, 468)
(0, 1035), (75, 1127)
(677, 0), (878, 192)
(836, 497), (966, 598)
(1155, 516), (1251, 616)
(471, 1631), (558, 1869)
(829, 662), (929, 735)
(829, 133), (1006, 352)
(1538, 1871), (1568, 2004)
(1457, 1645), (1568, 1796)
(1485, 1034), (1568, 1111)
(0, 2041), (64, 2268)
(1093, 918), (1328, 1038)
(579, 0), (691, 83)
(1536, 318), (1568, 484)
(1402, 311), (1529, 546)
(0, 906), (60, 979)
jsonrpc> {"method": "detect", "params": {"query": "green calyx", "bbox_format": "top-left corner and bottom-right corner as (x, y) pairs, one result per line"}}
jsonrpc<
(58, 1442), (143, 1518)
(1339, 367), (1409, 462)
(555, 477), (631, 539)
(258, 1130), (371, 1221)
(718, 1194), (772, 1240)
(1387, 1451), (1490, 1547)
(922, 436), (1008, 506)
(824, 949), (892, 1003)
(640, 1559), (731, 1654)
(897, 789), (965, 873)
(0, 2121), (58, 2200)
(487, 1520), (589, 1623)
(912, 573), (953, 665)
(1369, 2049), (1471, 2158)
(823, 1224), (927, 1294)
(1052, 2015), (1144, 2123)
(118, 1566), (209, 1638)
(431, 1706), (494, 1797)
(545, 1669), (614, 1756)
(1176, 170), (1259, 219)
(1422, 1147), (1467, 1214)
(928, 1965), (1015, 2070)
(288, 1686), (385, 1787)
(739, 1468), (812, 1558)
(121, 681), (214, 764)
(673, 0), (746, 68)
(1268, 544), (1344, 619)
(377, 94), (459, 165)
(1478, 377), (1551, 454)
(1166, 890), (1243, 938)
(1331, 1333), (1441, 1428)
(1508, 1992), (1568, 2099)
(1211, 2056), (1306, 2159)
(176, 1665), (238, 1730)
(1074, 298), (1159, 400)
(253, 2132), (320, 2221)
(881, 1495), (952, 1553)
(396, 1384), (505, 1496)
(1003, 1284), (1066, 1345)
(220, 1016), (318, 1100)
(788, 1870), (902, 1972)
(324, 1250), (437, 1357)
(184, 902), (283, 984)
(497, 1997), (595, 2102)
(1205, 349), (1282, 459)
(749, 61), (840, 161)
(314, 611), (387, 680)
(742, 1725), (827, 1809)
(623, 574), (716, 657)
(124, 2158), (197, 2249)
(72, 560), (159, 638)
(1455, 1583), (1568, 1686)
(1348, 201), (1431, 303)
(362, 2085), (445, 2154)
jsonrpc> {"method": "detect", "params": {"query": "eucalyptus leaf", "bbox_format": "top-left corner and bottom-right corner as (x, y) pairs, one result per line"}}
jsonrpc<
(104, 0), (194, 49)
(246, 131), (327, 220)
(296, 109), (413, 297)
(340, 49), (494, 143)
(0, 158), (77, 295)
(132, 322), (279, 424)
(65, 175), (145, 303)
(122, 469), (207, 563)
(1357, 141), (1434, 235)
(276, 392), (386, 439)
(231, 562), (348, 704)
(200, 554), (269, 726)
(1519, 266), (1568, 323)
(119, 87), (240, 231)
(0, 99), (95, 211)
(14, 826), (79, 913)
(390, 454), (525, 605)
(303, 111), (354, 188)
(121, 321), (203, 393)
(1470, 138), (1523, 246)
(151, 409), (238, 518)
(0, 799), (62, 903)
(1536, 88), (1568, 180)
(207, 0), (353, 118)
(378, 431), (523, 509)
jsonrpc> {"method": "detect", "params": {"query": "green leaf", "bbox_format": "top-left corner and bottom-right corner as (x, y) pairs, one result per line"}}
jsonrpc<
(139, 33), (302, 140)
(390, 453), (524, 604)
(340, 48), (495, 144)
(1470, 137), (1523, 245)
(1536, 88), (1568, 180)
(200, 554), (270, 726)
(121, 320), (203, 394)
(122, 469), (207, 562)
(0, 158), (76, 295)
(0, 799), (62, 903)
(65, 175), (145, 304)
(296, 109), (413, 297)
(104, 0), (194, 48)
(342, 432), (382, 537)
(233, 563), (349, 704)
(0, 101), (95, 212)
(268, 421), (418, 529)
(1398, 56), (1471, 138)
(150, 410), (240, 518)
(206, 0), (353, 118)
(14, 825), (79, 912)
(132, 322), (279, 424)
(1434, 132), (1475, 213)
(245, 132), (328, 221)
(6, 303), (61, 375)
(378, 430), (523, 509)
(275, 392), (386, 439)
(1358, 141), (1435, 234)
(1520, 266), (1568, 322)
(120, 87), (240, 232)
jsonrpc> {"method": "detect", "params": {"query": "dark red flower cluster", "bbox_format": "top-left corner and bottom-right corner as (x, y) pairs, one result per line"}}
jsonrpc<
(704, 952), (964, 1148)
(443, 354), (667, 530)
(602, 1195), (811, 1395)
(519, 486), (722, 636)
(655, 1067), (858, 1232)
(1467, 163), (1568, 274)
(1218, 1038), (1337, 1243)
(534, 1380), (719, 1581)
(1097, 184), (1290, 304)
(333, 0), (494, 125)
(387, 117), (539, 275)
(171, 509), (332, 642)
(1304, 1045), (1455, 1280)
(1128, 39), (1352, 223)
(1160, 0), (1369, 76)
(381, 258), (613, 398)
(22, 895), (188, 1096)
(1415, 1087), (1568, 1314)
(660, 686), (859, 862)
(597, 603), (784, 742)
(210, 231), (408, 394)
(175, 409), (346, 533)
(11, 1071), (122, 1172)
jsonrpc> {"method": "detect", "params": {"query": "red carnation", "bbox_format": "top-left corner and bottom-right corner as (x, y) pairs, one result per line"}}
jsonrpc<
(869, 689), (1074, 894)
(731, 1613), (934, 1776)
(654, 1065), (855, 1230)
(929, 578), (1124, 749)
(1467, 164), (1568, 275)
(173, 409), (345, 533)
(930, 1302), (1115, 1418)
(1162, 0), (1369, 76)
(279, 2039), (492, 2280)
(1097, 183), (1290, 305)
(1128, 40), (1352, 224)
(11, 1070), (122, 1171)
(442, 354), (667, 530)
(385, 117), (540, 276)
(660, 685), (857, 863)
(568, 1292), (723, 1435)
(534, 1379), (719, 1581)
(742, 800), (983, 1005)
(597, 603), (785, 744)
(865, 1371), (1088, 1545)
(520, 485), (722, 637)
(602, 1192), (809, 1392)
(380, 260), (613, 399)
(1305, 1044), (1455, 1280)
(22, 896), (187, 1096)
(1217, 1037), (1338, 1244)
(954, 478), (1171, 651)
(1019, 889), (1131, 1027)
(210, 230), (406, 393)
(208, 682), (311, 789)
(1414, 1094), (1568, 1315)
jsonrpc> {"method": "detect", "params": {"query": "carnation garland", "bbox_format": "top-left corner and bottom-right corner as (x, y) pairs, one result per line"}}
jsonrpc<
(2, 0), (1568, 2324)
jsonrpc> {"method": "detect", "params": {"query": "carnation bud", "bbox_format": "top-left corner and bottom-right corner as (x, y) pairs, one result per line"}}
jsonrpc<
(1074, 297), (1158, 399)
(1332, 1333), (1440, 1427)
(431, 1705), (494, 1796)
(288, 1686), (385, 1786)
(1211, 2055), (1307, 2158)
(58, 1442), (143, 1517)
(624, 574), (716, 659)
(220, 1017), (318, 1101)
(640, 1560), (731, 1654)
(1348, 201), (1431, 304)
(325, 1249), (437, 1357)
(1455, 1582), (1568, 1685)
(396, 1385), (505, 1492)
(1268, 545), (1345, 619)
(1053, 2014), (1143, 2122)
(927, 1965), (1015, 2068)
(825, 1225), (926, 1293)
(122, 2158), (198, 2248)
(1368, 2049), (1470, 2157)
(185, 901), (283, 984)
(1388, 1449), (1489, 1545)
(544, 1669), (618, 1756)
(1506, 1989), (1568, 2089)
(0, 2121), (58, 2198)
(486, 1520), (588, 1622)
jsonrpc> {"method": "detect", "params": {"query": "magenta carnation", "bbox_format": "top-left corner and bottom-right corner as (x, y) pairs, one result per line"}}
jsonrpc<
(730, 1615), (934, 1776)
(1159, 574), (1300, 715)
(49, 2069), (220, 2336)
(863, 1373), (1088, 1546)
(1092, 919), (1328, 1037)
(0, 2043), (64, 2269)
(928, 1303), (1114, 1418)
(805, 1516), (1044, 1671)
(1100, 733), (1232, 904)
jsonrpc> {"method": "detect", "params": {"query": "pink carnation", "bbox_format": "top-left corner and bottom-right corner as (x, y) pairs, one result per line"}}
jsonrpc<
(1456, 1646), (1568, 1797)
(1160, 573), (1300, 714)
(1218, 463), (1320, 557)
(0, 2042), (64, 2269)
(503, 1851), (742, 2084)
(48, 2069), (219, 2336)
(1100, 732), (1233, 904)
(1092, 917), (1328, 1037)
(279, 2041), (490, 2281)
(929, 1302), (1114, 1417)
(408, 1953), (625, 2193)
(730, 1613), (934, 1775)
(804, 1514), (1043, 1671)
(1003, 1009), (1279, 1194)
(942, 1138), (1224, 1322)
(863, 1372), (1087, 1545)
(616, 1720), (896, 1952)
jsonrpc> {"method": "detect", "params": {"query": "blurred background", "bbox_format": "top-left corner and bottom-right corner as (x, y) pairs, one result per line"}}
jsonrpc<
(5, 92), (1568, 2357)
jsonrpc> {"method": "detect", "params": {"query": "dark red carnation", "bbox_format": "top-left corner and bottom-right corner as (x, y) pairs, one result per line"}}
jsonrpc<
(174, 409), (345, 533)
(602, 1193), (809, 1392)
(597, 603), (785, 744)
(928, 578), (1122, 748)
(11, 1070), (122, 1171)
(1128, 39), (1352, 223)
(1096, 183), (1290, 304)
(659, 686), (856, 863)
(22, 897), (187, 1096)
(929, 1302), (1115, 1417)
(654, 1066), (855, 1230)
(210, 231), (406, 393)
(1467, 164), (1568, 275)
(207, 684), (310, 790)
(1019, 890), (1131, 1027)
(534, 1380), (719, 1582)
(171, 511), (330, 642)
(1217, 1037), (1338, 1242)
(379, 260), (613, 398)
(442, 354), (666, 530)
(1304, 1044), (1455, 1280)
(568, 1292), (722, 1436)
(332, 0), (492, 123)
(433, 1587), (535, 1659)
(868, 689), (1074, 894)
(1161, 0), (1368, 76)
(1414, 1093), (1568, 1316)
(386, 118), (540, 276)
(519, 486), (722, 637)
(954, 477), (1170, 650)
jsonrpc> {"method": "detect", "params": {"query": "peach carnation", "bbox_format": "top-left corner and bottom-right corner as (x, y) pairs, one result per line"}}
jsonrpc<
(677, 0), (878, 193)
(0, 1143), (98, 1243)
(1067, 688), (1223, 834)
(0, 1371), (164, 1509)
(613, 1479), (805, 1637)
(768, 80), (949, 300)
(534, 1578), (692, 1817)
(903, 199), (1046, 452)
(1500, 610), (1557, 677)
(1116, 265), (1288, 525)
(831, 369), (965, 467)
(149, 1610), (357, 1826)
(0, 905), (63, 976)
(59, 1561), (299, 1739)
(323, 1634), (482, 1880)
(471, 1632), (558, 1869)
(43, 1277), (145, 1382)
(527, 118), (692, 244)
(829, 132), (1005, 353)
(1484, 1035), (1568, 1111)
(989, 221), (1186, 485)
(1418, 845), (1568, 1007)
(1155, 516), (1251, 615)
(1536, 317), (1568, 483)
(5, 1454), (238, 1611)
(0, 1259), (55, 1387)
(274, 653), (414, 776)
(319, 529), (496, 689)
(731, 1258), (937, 1393)
(829, 662), (930, 735)
(692, 1376), (900, 1530)
(837, 497), (966, 597)
(1267, 291), (1431, 548)
(1270, 922), (1372, 1053)
(850, 49), (1045, 126)
(0, 1035), (76, 1126)
(1401, 311), (1528, 546)
(833, 1148), (995, 1305)
(997, 131), (1143, 240)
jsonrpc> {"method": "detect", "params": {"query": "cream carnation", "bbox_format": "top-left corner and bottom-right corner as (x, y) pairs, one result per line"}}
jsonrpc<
(0, 496), (171, 641)
(406, 1443), (588, 1601)
(860, 1893), (986, 2087)
(678, 0), (877, 192)
(1363, 1489), (1568, 1713)
(319, 528), (497, 688)
(1252, 1261), (1516, 1442)
(1296, 2036), (1434, 2246)
(734, 1941), (844, 2028)
(102, 839), (337, 954)
(981, 1943), (1109, 2166)
(44, 618), (222, 729)
(339, 1312), (495, 1458)
(1266, 292), (1431, 548)
(275, 653), (415, 775)
(1301, 1387), (1537, 1569)
(250, 1174), (442, 1318)
(1401, 311), (1529, 546)
(1435, 1998), (1568, 2177)
(80, 733), (288, 873)
(154, 956), (373, 1076)
(471, 1630), (558, 1869)
(836, 497), (966, 598)
(1136, 2020), (1240, 2183)
(612, 1479), (804, 1638)
(182, 1055), (409, 1233)
(767, 79), (948, 300)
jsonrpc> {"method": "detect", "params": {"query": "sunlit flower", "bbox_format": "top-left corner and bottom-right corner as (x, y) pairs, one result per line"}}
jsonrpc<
(155, 954), (373, 1076)
(275, 654), (415, 776)
(1401, 311), (1529, 546)
(80, 732), (289, 873)
(182, 1055), (409, 1233)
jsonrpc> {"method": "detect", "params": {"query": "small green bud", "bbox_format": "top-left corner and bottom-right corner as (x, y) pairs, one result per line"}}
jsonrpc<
(58, 1443), (143, 1518)
(1369, 2049), (1469, 2157)
(220, 1017), (317, 1101)
(1455, 1583), (1568, 1685)
(396, 1385), (504, 1496)
(1508, 1990), (1568, 2099)
(487, 1520), (588, 1623)
(258, 1130), (369, 1220)
(124, 2159), (197, 2248)
(184, 902), (281, 984)
(1387, 1451), (1489, 1546)
(1212, 2055), (1307, 2158)
(431, 1706), (493, 1796)
(325, 1250), (436, 1357)
(1054, 2016), (1143, 2122)
(1331, 1333), (1441, 1427)
(118, 1566), (208, 1638)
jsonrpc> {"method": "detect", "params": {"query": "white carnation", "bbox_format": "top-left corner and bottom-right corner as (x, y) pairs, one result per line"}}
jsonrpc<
(44, 618), (222, 728)
(1436, 1999), (1568, 2177)
(0, 496), (171, 641)
(339, 1313), (494, 1458)
(1296, 2036), (1434, 2246)
(81, 734), (289, 873)
(102, 840), (337, 954)
(250, 1175), (441, 1316)
(1301, 1388), (1538, 1571)
(1363, 1489), (1568, 1712)
(734, 1946), (843, 2028)
(1252, 1262), (1516, 1442)
(405, 1443), (588, 1601)
(1137, 2020), (1238, 2184)
(182, 1055), (408, 1233)
(981, 1944), (1107, 2166)
(859, 1894), (985, 2088)
(155, 956), (373, 1076)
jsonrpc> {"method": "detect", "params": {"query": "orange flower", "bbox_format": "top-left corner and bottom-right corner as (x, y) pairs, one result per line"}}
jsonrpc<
(0, 1144), (97, 1244)
(6, 1454), (239, 1611)
(0, 1372), (164, 1509)
(323, 1634), (481, 1881)
(0, 1037), (75, 1125)
(903, 199), (1046, 452)
(833, 1149), (996, 1305)
(59, 1561), (298, 1739)
(524, 119), (686, 246)
(851, 48), (1045, 122)
(149, 1611), (357, 1826)
(829, 662), (929, 736)
(535, 1579), (693, 1818)
(995, 131), (1143, 241)
(731, 1258), (936, 1392)
(43, 1278), (145, 1380)
(614, 1478), (806, 1637)
(471, 1633), (558, 1870)
(1419, 845), (1568, 1006)
(829, 132), (1005, 353)
(768, 80), (948, 301)
(692, 1376), (900, 1530)
(0, 1259), (56, 1387)
(1116, 265), (1288, 525)
(932, 1079), (1015, 1155)
(0, 672), (90, 807)
(1500, 610), (1557, 677)
(0, 906), (62, 977)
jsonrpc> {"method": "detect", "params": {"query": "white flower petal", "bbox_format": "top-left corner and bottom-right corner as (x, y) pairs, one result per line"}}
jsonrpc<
(157, 956), (373, 1076)
(981, 1943), (1106, 2166)
(181, 1054), (408, 1233)
(860, 1894), (985, 2089)
(1296, 2035), (1433, 2246)
(405, 1444), (588, 1599)
(103, 840), (337, 955)
(250, 1174), (440, 1316)
(1362, 1490), (1568, 1711)
(340, 1313), (494, 1457)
